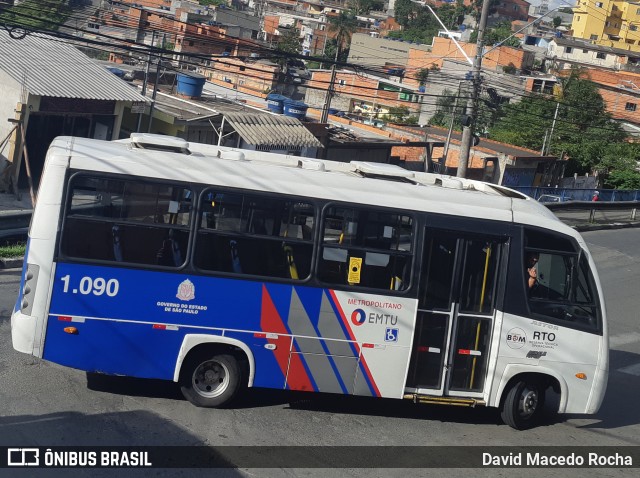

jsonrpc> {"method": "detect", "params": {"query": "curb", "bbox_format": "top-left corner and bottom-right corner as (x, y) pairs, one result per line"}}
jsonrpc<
(573, 222), (640, 232)
(0, 257), (23, 269)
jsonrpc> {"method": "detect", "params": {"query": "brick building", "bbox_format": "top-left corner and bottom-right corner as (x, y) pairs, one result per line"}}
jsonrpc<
(305, 70), (425, 121)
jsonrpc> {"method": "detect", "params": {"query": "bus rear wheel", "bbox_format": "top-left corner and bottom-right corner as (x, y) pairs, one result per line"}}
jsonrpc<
(500, 379), (545, 430)
(180, 353), (242, 407)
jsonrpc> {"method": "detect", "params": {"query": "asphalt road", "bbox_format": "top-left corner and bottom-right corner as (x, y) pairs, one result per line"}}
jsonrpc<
(0, 228), (639, 477)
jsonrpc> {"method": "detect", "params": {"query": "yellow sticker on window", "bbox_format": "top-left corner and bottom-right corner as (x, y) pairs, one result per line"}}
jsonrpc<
(348, 257), (363, 284)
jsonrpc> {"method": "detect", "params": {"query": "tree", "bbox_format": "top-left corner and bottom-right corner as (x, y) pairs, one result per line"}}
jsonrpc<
(394, 0), (419, 29)
(553, 16), (562, 28)
(198, 0), (226, 6)
(429, 88), (461, 128)
(348, 0), (384, 15)
(272, 28), (301, 70)
(385, 106), (418, 125)
(327, 11), (358, 61)
(469, 21), (521, 47)
(489, 70), (638, 187)
(0, 0), (71, 31)
(392, 2), (469, 44)
(416, 68), (431, 87)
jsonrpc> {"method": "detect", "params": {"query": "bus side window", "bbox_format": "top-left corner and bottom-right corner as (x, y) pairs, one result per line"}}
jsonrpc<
(318, 206), (413, 291)
(194, 190), (315, 280)
(63, 175), (191, 269)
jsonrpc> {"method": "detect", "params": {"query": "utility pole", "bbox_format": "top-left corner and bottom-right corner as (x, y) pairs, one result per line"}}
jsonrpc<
(137, 30), (156, 133)
(148, 33), (166, 133)
(442, 81), (464, 173)
(320, 47), (339, 124)
(545, 102), (560, 156)
(457, 0), (492, 179)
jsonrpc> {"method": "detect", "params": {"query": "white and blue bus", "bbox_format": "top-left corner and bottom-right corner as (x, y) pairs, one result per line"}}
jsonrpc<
(12, 134), (608, 429)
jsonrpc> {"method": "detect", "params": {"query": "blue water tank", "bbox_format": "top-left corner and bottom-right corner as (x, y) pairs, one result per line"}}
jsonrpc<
(266, 94), (289, 114)
(176, 72), (206, 98)
(283, 99), (308, 120)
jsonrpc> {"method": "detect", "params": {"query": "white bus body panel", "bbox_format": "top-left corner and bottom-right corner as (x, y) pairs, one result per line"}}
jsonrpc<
(491, 312), (606, 413)
(11, 147), (68, 358)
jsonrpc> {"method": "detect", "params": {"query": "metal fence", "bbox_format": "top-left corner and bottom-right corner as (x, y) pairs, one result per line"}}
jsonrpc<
(513, 187), (640, 202)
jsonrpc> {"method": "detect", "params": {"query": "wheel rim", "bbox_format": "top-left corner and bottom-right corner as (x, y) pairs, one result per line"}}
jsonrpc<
(192, 359), (230, 398)
(518, 385), (539, 419)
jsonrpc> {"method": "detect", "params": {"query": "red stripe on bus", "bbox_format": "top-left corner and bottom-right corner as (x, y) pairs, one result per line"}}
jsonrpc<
(254, 333), (267, 338)
(418, 346), (428, 352)
(362, 343), (374, 348)
(153, 324), (166, 330)
(328, 290), (382, 397)
(458, 349), (470, 355)
(58, 316), (72, 322)
(260, 285), (314, 392)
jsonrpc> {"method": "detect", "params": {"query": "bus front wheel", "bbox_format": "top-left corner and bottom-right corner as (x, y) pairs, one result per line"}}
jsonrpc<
(500, 379), (545, 430)
(180, 352), (242, 407)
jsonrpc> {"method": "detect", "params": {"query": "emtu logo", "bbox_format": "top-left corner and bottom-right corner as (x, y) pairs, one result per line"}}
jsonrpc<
(351, 309), (367, 326)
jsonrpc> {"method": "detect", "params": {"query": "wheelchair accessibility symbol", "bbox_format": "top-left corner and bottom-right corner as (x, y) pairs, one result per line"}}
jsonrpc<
(385, 328), (398, 343)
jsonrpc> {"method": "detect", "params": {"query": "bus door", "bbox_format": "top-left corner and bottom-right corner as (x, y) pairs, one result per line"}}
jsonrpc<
(406, 227), (506, 397)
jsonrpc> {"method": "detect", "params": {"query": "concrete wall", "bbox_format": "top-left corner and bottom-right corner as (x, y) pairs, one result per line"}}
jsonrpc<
(0, 70), (21, 162)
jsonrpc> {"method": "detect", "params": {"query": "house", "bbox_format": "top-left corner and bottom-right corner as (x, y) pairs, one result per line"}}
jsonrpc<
(405, 37), (535, 78)
(547, 36), (640, 72)
(304, 69), (426, 125)
(571, 0), (640, 53)
(0, 30), (145, 191)
(124, 86), (322, 158)
(348, 33), (432, 70)
(200, 57), (280, 97)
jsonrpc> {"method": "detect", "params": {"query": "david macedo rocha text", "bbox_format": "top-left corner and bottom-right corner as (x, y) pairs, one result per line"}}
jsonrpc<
(483, 452), (632, 467)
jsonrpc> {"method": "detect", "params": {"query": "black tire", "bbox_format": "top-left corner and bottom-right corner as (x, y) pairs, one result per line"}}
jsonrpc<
(500, 379), (545, 430)
(180, 353), (242, 408)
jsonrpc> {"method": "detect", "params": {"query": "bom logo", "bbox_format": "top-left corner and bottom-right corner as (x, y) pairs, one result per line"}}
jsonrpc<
(351, 309), (367, 326)
(506, 327), (527, 349)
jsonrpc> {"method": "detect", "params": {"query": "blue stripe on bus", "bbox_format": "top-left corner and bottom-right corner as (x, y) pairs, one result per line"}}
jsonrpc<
(44, 262), (373, 395)
(43, 318), (187, 380)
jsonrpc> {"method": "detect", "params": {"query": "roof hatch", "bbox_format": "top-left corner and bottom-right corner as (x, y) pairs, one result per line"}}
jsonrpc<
(130, 133), (191, 154)
(350, 161), (415, 182)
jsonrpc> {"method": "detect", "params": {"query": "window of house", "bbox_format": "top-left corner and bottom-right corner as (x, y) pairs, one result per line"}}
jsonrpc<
(625, 102), (637, 111)
(61, 176), (192, 267)
(189, 41), (194, 46)
(595, 2), (603, 7)
(596, 52), (606, 59)
(565, 47), (573, 53)
(631, 25), (638, 32)
(338, 79), (346, 86)
(590, 34), (598, 40)
(318, 206), (414, 291)
(583, 49), (588, 53)
(194, 191), (316, 280)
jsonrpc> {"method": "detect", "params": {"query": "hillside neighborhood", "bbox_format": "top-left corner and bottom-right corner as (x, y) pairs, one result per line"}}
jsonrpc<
(0, 0), (639, 195)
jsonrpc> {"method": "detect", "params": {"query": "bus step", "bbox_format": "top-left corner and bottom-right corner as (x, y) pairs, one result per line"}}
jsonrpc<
(403, 393), (485, 408)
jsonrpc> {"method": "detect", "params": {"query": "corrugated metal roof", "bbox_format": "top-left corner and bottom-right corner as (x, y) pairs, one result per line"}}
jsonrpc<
(223, 112), (323, 149)
(0, 31), (145, 102)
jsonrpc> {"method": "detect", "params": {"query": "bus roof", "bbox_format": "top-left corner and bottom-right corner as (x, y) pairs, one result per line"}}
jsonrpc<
(46, 135), (575, 238)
